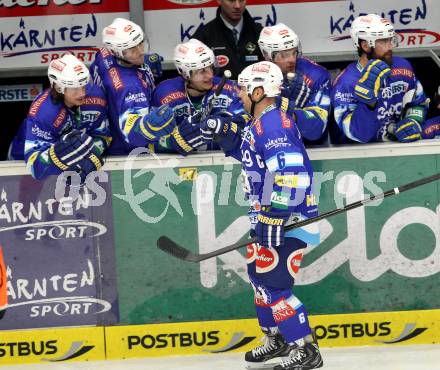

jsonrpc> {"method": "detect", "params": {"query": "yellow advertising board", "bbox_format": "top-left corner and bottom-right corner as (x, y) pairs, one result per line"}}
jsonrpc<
(105, 309), (440, 360)
(1, 309), (439, 365)
(0, 326), (105, 365)
(309, 309), (440, 347)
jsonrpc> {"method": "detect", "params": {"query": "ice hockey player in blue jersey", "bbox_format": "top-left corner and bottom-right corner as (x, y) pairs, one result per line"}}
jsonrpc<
(151, 38), (245, 155)
(90, 18), (176, 155)
(9, 54), (111, 183)
(258, 23), (331, 145)
(422, 86), (440, 139)
(202, 61), (322, 370)
(331, 14), (429, 144)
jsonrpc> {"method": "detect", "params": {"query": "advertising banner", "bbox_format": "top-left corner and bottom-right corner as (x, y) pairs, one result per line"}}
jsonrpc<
(111, 152), (440, 324)
(105, 309), (440, 360)
(144, 0), (440, 63)
(0, 326), (105, 365)
(0, 84), (42, 102)
(0, 174), (118, 330)
(1, 0), (437, 70)
(2, 308), (437, 364)
(0, 0), (129, 70)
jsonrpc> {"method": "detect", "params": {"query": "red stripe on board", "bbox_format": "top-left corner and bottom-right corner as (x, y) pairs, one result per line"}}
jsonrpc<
(0, 0), (129, 18)
(144, 0), (340, 11)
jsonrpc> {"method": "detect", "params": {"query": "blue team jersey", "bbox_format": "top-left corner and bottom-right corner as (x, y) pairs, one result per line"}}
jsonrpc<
(239, 106), (319, 246)
(279, 57), (331, 144)
(331, 56), (428, 143)
(152, 75), (245, 152)
(90, 48), (156, 155)
(10, 84), (111, 180)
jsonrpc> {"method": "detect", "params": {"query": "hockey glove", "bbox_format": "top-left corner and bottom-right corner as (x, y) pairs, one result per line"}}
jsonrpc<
(139, 104), (176, 141)
(200, 112), (242, 152)
(394, 117), (422, 142)
(354, 59), (391, 106)
(421, 117), (440, 139)
(255, 210), (290, 248)
(49, 130), (94, 171)
(77, 147), (105, 184)
(169, 112), (204, 156)
(285, 73), (311, 108)
(145, 53), (164, 79)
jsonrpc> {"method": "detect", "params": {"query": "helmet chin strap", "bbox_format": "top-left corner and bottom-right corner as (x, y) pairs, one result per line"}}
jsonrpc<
(249, 92), (266, 117)
(115, 55), (135, 67)
(366, 47), (376, 60)
(113, 50), (142, 67)
(185, 79), (211, 96)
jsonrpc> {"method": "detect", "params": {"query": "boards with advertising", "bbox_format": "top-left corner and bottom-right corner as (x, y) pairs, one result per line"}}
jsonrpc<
(107, 143), (440, 325)
(0, 0), (439, 71)
(0, 174), (119, 330)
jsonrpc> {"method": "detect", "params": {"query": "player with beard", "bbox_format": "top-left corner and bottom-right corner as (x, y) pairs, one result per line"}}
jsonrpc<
(258, 23), (331, 145)
(331, 14), (428, 143)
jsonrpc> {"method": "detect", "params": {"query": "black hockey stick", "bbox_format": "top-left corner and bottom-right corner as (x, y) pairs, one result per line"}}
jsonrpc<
(157, 172), (440, 262)
(202, 69), (232, 119)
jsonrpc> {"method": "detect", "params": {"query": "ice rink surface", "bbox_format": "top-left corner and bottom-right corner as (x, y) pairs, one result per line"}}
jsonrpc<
(8, 344), (440, 370)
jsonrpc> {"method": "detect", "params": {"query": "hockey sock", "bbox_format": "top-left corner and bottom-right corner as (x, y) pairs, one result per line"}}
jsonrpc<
(255, 299), (277, 328)
(270, 294), (312, 343)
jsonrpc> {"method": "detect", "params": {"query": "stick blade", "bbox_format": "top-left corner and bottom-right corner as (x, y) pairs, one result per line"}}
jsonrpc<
(156, 236), (201, 262)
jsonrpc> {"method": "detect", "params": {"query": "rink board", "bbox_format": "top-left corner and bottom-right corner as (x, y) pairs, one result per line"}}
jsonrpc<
(105, 309), (440, 359)
(2, 145), (440, 331)
(1, 309), (438, 364)
(0, 326), (105, 365)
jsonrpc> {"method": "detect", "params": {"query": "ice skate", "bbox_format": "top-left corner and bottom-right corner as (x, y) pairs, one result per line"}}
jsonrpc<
(245, 332), (290, 369)
(273, 342), (323, 370)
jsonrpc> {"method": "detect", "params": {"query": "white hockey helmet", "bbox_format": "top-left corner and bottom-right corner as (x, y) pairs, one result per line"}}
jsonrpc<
(258, 23), (300, 61)
(102, 18), (146, 58)
(238, 61), (283, 98)
(48, 54), (90, 94)
(350, 14), (395, 48)
(174, 39), (215, 79)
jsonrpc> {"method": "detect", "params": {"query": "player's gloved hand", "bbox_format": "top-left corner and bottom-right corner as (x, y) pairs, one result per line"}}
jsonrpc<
(255, 209), (290, 248)
(49, 130), (94, 171)
(77, 146), (105, 184)
(354, 59), (391, 106)
(394, 118), (422, 142)
(421, 117), (440, 139)
(200, 112), (235, 141)
(144, 53), (164, 78)
(169, 112), (204, 156)
(200, 112), (242, 152)
(285, 73), (311, 108)
(140, 104), (176, 141)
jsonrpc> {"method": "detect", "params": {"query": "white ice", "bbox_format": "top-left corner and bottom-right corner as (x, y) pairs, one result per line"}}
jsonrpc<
(8, 344), (440, 370)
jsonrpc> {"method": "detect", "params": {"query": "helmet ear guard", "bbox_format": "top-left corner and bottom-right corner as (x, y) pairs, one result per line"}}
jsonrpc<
(258, 23), (301, 61)
(102, 17), (146, 59)
(47, 54), (90, 94)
